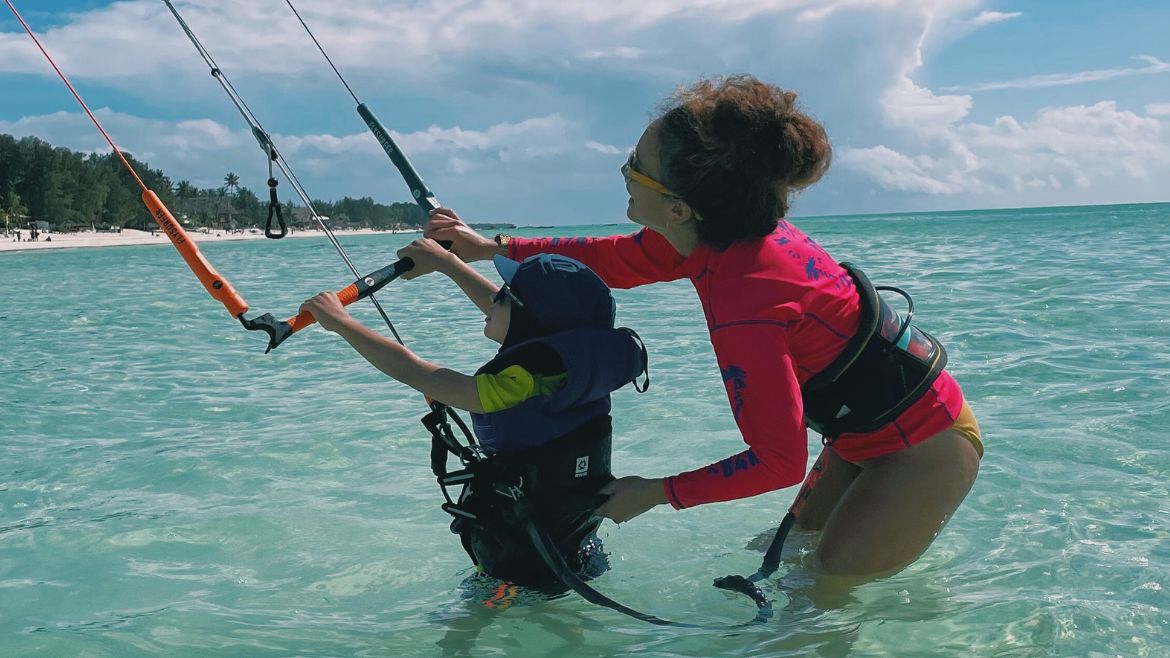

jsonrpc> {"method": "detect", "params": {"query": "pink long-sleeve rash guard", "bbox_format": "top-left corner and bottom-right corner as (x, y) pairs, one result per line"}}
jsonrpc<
(508, 222), (963, 509)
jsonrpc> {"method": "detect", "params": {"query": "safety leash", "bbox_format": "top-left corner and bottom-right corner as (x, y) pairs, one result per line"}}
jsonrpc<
(713, 449), (831, 615)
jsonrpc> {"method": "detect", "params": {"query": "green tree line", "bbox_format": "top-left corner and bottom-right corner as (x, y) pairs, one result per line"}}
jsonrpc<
(0, 133), (427, 232)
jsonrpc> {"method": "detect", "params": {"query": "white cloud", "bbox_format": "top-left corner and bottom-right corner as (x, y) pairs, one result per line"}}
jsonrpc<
(0, 0), (854, 80)
(840, 4), (1170, 205)
(0, 109), (242, 165)
(965, 102), (1168, 180)
(275, 114), (576, 162)
(796, 0), (981, 23)
(843, 101), (1170, 195)
(1147, 103), (1170, 117)
(965, 10), (1020, 27)
(942, 55), (1170, 93)
(0, 0), (1002, 85)
(585, 141), (624, 155)
(0, 108), (583, 196)
(579, 47), (651, 61)
(837, 145), (965, 194)
(881, 76), (973, 131)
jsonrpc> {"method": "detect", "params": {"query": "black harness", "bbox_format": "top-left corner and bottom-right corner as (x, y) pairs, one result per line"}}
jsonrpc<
(433, 414), (613, 588)
(427, 413), (726, 627)
(802, 262), (947, 442)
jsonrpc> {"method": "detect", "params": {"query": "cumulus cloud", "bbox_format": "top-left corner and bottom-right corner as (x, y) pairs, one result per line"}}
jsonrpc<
(0, 0), (893, 80)
(0, 109), (242, 166)
(0, 108), (584, 195)
(839, 3), (1170, 205)
(1146, 103), (1170, 117)
(881, 76), (972, 131)
(795, 0), (981, 23)
(276, 114), (576, 162)
(837, 145), (964, 194)
(0, 0), (1011, 95)
(843, 102), (1169, 195)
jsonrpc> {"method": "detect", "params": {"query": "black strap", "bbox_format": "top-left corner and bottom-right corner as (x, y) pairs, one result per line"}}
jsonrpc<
(425, 403), (480, 513)
(620, 327), (651, 393)
(262, 142), (286, 239)
(715, 446), (832, 613)
(265, 176), (287, 239)
(517, 501), (696, 627)
(713, 512), (793, 616)
(516, 498), (770, 628)
(424, 405), (477, 469)
(802, 262), (879, 393)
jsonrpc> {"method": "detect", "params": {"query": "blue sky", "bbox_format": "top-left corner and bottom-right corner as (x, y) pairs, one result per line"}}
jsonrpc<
(2, 0), (1168, 226)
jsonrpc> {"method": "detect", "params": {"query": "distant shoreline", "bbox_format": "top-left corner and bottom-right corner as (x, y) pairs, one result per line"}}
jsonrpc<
(5, 200), (1167, 255)
(0, 227), (421, 254)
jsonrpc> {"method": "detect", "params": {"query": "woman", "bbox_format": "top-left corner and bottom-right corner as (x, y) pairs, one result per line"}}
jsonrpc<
(420, 75), (982, 577)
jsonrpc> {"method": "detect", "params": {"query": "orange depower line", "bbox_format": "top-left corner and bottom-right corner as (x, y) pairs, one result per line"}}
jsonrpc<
(4, 0), (415, 352)
(4, 0), (249, 319)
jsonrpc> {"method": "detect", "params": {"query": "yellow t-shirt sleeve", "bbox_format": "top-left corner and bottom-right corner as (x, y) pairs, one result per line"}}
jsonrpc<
(475, 365), (568, 413)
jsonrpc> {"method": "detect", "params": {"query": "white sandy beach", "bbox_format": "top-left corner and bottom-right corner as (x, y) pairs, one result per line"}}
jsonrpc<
(0, 227), (420, 254)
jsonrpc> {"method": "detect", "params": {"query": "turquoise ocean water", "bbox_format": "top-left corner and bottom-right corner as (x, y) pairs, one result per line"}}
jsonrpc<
(2, 203), (1169, 657)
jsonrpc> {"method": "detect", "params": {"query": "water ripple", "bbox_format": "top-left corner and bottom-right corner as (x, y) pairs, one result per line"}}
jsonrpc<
(3, 207), (1170, 655)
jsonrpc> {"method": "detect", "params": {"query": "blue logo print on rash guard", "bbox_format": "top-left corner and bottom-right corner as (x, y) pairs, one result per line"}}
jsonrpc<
(721, 364), (747, 420)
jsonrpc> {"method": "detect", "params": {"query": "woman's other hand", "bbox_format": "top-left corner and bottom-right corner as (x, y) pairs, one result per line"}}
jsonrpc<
(595, 476), (668, 523)
(423, 208), (498, 262)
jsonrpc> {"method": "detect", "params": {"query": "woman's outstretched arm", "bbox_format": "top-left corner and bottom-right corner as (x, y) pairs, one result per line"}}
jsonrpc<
(425, 208), (689, 289)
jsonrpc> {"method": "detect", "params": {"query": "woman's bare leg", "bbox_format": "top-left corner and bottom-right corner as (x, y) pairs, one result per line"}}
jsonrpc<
(746, 446), (861, 552)
(794, 446), (863, 531)
(810, 428), (981, 576)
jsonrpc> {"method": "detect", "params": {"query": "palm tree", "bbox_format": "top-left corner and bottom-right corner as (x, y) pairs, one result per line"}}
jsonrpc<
(223, 172), (240, 230)
(3, 189), (27, 237)
(174, 180), (196, 223)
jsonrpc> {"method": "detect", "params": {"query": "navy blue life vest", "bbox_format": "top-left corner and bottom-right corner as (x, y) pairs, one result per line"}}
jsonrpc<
(439, 327), (648, 587)
(470, 328), (647, 454)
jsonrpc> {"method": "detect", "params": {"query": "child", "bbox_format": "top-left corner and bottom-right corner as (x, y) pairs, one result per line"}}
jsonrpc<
(300, 238), (648, 586)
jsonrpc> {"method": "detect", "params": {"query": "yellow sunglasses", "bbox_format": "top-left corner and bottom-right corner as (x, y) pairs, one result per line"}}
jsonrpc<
(621, 151), (679, 198)
(621, 151), (703, 221)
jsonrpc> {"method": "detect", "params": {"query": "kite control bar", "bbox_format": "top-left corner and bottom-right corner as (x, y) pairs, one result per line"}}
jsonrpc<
(243, 257), (416, 353)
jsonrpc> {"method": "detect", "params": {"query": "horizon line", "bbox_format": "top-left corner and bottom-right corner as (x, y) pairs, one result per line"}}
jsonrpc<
(506, 199), (1170, 228)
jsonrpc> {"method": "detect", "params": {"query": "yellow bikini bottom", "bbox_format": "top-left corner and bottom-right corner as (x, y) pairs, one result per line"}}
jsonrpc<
(952, 400), (984, 459)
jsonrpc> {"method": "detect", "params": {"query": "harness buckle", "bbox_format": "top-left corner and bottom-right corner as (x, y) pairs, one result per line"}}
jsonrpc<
(494, 476), (525, 501)
(442, 502), (477, 520)
(438, 469), (476, 487)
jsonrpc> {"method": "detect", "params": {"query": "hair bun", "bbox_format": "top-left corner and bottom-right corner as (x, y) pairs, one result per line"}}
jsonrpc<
(678, 75), (831, 190)
(656, 74), (832, 248)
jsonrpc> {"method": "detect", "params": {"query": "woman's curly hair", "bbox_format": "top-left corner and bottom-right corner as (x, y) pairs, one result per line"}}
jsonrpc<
(656, 75), (832, 249)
